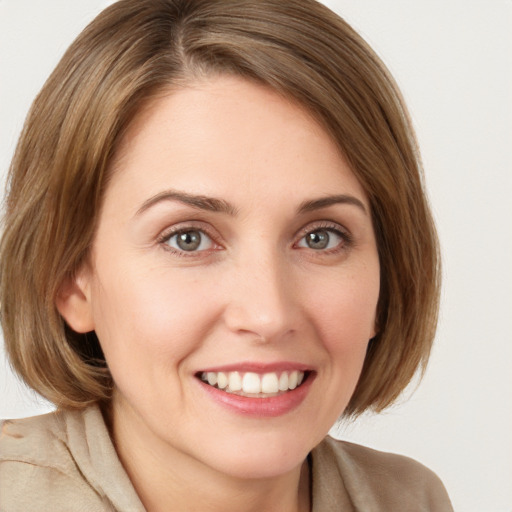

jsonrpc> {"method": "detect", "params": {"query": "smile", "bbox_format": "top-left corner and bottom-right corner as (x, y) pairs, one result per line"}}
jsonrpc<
(195, 363), (314, 417)
(199, 370), (306, 397)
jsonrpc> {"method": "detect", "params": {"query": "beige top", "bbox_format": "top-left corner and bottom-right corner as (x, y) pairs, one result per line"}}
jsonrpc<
(0, 406), (453, 511)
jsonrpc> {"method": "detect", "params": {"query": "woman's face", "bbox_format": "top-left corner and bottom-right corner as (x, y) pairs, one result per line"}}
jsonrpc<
(64, 76), (380, 479)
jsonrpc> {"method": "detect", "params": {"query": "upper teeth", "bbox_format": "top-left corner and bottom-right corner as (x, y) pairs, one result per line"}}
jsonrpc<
(200, 370), (305, 395)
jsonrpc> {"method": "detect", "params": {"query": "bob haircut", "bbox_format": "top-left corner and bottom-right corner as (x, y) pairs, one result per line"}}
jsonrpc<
(0, 0), (440, 416)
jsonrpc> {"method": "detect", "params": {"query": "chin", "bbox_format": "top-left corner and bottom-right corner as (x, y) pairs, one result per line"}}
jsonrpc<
(194, 429), (315, 480)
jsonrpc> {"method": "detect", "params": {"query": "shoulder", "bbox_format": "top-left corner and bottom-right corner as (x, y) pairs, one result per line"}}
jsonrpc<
(322, 436), (445, 488)
(1, 410), (69, 467)
(311, 436), (453, 512)
(0, 409), (113, 511)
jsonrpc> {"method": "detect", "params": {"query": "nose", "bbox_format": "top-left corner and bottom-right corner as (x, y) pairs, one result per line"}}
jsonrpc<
(222, 249), (300, 343)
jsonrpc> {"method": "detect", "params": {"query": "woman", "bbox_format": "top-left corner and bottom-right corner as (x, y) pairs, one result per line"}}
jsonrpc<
(0, 0), (453, 510)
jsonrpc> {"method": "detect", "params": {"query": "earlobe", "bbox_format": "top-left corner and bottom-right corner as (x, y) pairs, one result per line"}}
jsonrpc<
(55, 269), (95, 333)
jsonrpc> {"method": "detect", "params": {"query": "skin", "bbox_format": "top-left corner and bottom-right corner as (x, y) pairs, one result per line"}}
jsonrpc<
(58, 75), (380, 512)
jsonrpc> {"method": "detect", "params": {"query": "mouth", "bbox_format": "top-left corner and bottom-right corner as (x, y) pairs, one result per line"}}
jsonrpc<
(196, 369), (311, 398)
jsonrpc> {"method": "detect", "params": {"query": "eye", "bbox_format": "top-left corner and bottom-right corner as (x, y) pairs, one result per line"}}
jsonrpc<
(165, 229), (214, 252)
(297, 228), (346, 251)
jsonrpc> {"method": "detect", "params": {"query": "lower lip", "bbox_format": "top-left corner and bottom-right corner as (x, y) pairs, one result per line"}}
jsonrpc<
(197, 374), (314, 418)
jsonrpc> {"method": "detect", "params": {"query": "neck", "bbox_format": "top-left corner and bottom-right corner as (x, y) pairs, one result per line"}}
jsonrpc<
(107, 397), (311, 512)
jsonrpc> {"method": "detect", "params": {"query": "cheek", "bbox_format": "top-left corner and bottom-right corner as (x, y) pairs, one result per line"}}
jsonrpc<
(90, 268), (220, 372)
(312, 272), (379, 340)
(305, 266), (379, 371)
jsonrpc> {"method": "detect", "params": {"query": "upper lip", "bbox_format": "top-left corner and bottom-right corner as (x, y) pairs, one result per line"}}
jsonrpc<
(196, 361), (313, 374)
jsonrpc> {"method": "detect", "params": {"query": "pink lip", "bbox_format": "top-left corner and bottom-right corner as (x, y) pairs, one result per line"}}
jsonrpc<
(197, 361), (312, 374)
(196, 371), (315, 418)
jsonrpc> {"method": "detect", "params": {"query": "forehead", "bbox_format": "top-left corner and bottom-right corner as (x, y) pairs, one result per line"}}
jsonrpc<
(107, 75), (368, 211)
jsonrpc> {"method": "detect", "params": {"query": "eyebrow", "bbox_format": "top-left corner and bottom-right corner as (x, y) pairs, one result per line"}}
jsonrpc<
(298, 194), (368, 215)
(136, 190), (239, 216)
(136, 190), (367, 217)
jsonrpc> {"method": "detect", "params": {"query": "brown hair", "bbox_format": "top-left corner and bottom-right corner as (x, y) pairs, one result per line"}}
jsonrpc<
(0, 0), (440, 415)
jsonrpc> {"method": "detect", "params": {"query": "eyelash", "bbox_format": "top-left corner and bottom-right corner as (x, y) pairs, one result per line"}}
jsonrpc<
(157, 224), (220, 257)
(157, 221), (353, 257)
(295, 222), (353, 254)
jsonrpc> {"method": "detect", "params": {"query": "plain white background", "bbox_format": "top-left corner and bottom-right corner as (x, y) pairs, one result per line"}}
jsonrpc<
(1, 1), (511, 510)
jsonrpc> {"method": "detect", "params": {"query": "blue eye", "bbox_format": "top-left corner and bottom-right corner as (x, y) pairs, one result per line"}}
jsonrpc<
(166, 229), (214, 252)
(297, 229), (344, 250)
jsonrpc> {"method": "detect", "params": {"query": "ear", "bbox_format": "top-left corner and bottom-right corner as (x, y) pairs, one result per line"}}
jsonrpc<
(55, 267), (95, 333)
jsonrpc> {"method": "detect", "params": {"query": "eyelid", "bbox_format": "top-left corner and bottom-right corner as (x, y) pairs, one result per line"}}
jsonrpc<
(296, 220), (350, 238)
